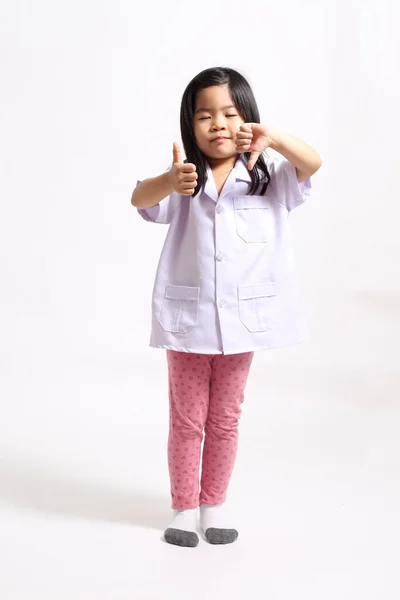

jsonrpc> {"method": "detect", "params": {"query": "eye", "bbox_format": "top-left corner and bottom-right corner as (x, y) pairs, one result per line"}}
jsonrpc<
(198, 114), (238, 120)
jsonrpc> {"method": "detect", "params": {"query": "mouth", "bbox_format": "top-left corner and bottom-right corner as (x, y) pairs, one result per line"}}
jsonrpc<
(211, 137), (229, 142)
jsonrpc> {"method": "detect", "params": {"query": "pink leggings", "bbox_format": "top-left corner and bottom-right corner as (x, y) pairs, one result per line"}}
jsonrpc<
(166, 349), (254, 510)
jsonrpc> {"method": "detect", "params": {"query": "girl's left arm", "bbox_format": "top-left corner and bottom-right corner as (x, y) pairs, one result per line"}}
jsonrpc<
(268, 128), (322, 183)
(236, 123), (322, 182)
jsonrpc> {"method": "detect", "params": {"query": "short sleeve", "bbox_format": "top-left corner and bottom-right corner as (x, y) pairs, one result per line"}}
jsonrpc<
(135, 166), (181, 224)
(269, 156), (312, 212)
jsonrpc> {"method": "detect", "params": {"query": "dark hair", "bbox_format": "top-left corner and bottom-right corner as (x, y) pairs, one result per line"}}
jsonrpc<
(180, 66), (270, 197)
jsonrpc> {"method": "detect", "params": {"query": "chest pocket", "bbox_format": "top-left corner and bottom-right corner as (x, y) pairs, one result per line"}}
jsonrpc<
(233, 195), (271, 243)
(158, 285), (200, 334)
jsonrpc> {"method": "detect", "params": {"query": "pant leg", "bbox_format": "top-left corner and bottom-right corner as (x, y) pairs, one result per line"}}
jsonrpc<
(167, 350), (213, 510)
(199, 351), (254, 506)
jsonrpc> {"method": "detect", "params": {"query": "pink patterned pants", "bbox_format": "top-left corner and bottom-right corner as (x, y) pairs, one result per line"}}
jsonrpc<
(166, 349), (254, 510)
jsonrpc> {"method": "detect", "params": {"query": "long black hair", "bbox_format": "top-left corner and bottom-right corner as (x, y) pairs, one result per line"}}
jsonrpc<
(180, 66), (271, 197)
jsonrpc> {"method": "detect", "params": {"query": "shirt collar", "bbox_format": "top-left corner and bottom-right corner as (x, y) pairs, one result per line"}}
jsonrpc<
(202, 154), (264, 201)
(205, 153), (252, 181)
(233, 154), (252, 182)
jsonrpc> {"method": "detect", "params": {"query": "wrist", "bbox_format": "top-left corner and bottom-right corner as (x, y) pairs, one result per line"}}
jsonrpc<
(163, 170), (175, 194)
(266, 127), (283, 151)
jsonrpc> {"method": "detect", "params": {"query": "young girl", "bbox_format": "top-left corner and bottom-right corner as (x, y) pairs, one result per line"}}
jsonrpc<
(131, 66), (322, 548)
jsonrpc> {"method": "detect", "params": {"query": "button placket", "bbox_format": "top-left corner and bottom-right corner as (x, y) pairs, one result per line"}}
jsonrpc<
(215, 198), (228, 315)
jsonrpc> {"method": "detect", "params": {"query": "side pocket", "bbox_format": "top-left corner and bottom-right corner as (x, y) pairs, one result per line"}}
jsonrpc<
(158, 285), (200, 333)
(238, 283), (277, 332)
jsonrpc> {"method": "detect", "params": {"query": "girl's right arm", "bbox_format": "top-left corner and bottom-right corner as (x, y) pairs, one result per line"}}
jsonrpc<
(130, 172), (174, 209)
(131, 142), (198, 209)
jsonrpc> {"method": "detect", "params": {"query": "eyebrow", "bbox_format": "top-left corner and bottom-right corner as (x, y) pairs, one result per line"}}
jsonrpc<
(194, 104), (236, 115)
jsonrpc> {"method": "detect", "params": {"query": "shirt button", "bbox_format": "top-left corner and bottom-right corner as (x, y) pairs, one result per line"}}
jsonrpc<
(218, 299), (225, 308)
(216, 205), (223, 213)
(216, 252), (224, 261)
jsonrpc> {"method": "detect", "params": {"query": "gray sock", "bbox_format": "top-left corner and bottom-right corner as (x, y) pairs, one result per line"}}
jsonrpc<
(204, 527), (239, 545)
(164, 528), (199, 548)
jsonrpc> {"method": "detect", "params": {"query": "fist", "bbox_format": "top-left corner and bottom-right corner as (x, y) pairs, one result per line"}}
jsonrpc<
(234, 123), (272, 170)
(168, 142), (198, 196)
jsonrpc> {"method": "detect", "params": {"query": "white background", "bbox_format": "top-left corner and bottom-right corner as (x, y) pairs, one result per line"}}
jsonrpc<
(0, 0), (399, 598)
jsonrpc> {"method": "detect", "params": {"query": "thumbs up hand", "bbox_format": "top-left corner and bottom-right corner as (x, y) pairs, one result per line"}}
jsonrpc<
(168, 142), (198, 196)
(234, 123), (274, 170)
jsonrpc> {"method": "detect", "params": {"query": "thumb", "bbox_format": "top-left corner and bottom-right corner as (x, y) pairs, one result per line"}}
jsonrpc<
(248, 151), (260, 171)
(172, 141), (183, 164)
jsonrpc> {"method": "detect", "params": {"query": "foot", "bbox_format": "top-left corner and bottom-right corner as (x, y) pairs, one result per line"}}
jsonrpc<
(164, 508), (199, 547)
(200, 503), (239, 545)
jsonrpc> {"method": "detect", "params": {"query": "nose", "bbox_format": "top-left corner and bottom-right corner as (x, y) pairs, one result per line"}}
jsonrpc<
(211, 115), (226, 130)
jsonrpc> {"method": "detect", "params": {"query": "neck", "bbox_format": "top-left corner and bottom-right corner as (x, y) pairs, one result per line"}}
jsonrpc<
(207, 155), (238, 171)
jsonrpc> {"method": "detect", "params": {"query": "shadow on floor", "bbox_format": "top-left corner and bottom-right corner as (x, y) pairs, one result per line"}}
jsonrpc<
(0, 454), (170, 530)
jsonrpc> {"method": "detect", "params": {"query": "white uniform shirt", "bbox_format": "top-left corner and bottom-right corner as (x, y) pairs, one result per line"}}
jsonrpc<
(135, 153), (312, 355)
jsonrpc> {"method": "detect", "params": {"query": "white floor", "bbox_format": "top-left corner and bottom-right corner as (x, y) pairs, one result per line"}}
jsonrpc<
(0, 326), (399, 599)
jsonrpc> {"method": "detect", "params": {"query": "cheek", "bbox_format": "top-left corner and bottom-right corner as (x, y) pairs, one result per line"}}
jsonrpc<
(192, 126), (199, 143)
(194, 126), (206, 144)
(193, 130), (201, 146)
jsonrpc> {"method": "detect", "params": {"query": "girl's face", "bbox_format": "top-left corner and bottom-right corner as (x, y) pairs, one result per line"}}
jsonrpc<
(193, 84), (245, 166)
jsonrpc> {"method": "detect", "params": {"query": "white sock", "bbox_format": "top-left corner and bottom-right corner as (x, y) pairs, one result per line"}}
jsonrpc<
(200, 503), (238, 544)
(167, 507), (198, 532)
(200, 503), (236, 532)
(164, 508), (199, 547)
